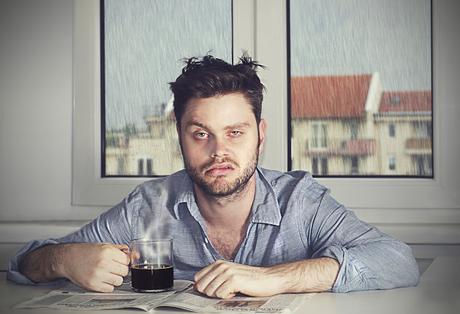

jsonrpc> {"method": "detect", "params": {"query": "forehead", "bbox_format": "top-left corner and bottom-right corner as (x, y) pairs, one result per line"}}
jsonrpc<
(181, 93), (256, 128)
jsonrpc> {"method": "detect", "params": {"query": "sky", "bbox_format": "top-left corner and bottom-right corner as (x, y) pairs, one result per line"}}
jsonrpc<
(105, 0), (431, 130)
(105, 0), (232, 130)
(290, 0), (431, 90)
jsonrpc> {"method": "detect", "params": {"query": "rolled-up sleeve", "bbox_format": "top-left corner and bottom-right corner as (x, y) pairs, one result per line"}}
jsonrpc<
(307, 191), (420, 292)
(7, 239), (64, 285)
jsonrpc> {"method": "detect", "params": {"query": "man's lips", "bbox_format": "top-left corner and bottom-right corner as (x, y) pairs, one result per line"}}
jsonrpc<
(205, 164), (235, 176)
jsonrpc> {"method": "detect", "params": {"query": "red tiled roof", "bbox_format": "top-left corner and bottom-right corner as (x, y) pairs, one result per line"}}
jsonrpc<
(291, 75), (372, 119)
(379, 91), (431, 113)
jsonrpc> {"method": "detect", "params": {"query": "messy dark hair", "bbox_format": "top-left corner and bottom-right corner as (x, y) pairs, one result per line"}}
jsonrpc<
(169, 54), (265, 125)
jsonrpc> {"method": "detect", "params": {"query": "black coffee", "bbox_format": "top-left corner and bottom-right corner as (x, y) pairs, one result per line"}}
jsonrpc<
(131, 264), (174, 292)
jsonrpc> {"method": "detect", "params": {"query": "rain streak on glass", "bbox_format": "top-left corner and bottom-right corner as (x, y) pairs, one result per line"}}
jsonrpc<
(289, 0), (432, 177)
(103, 0), (232, 176)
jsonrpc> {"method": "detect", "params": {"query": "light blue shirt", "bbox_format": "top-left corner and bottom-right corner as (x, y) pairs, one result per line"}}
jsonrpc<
(8, 168), (420, 292)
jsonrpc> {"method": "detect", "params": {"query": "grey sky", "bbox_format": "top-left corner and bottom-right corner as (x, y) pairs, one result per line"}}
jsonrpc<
(105, 0), (431, 129)
(105, 0), (232, 129)
(290, 0), (431, 90)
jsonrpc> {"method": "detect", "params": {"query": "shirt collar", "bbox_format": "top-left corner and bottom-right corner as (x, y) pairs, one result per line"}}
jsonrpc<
(171, 167), (282, 226)
(250, 168), (282, 226)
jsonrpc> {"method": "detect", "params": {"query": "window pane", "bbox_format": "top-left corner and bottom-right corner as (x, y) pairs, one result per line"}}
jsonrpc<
(289, 0), (432, 177)
(103, 0), (232, 176)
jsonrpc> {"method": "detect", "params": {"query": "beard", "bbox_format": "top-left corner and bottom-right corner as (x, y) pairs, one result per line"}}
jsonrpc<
(183, 148), (259, 199)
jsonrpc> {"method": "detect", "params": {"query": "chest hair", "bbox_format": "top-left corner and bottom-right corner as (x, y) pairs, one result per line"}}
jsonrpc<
(207, 227), (247, 260)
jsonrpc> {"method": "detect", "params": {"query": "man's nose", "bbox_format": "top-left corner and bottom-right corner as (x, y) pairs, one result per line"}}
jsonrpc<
(210, 136), (229, 158)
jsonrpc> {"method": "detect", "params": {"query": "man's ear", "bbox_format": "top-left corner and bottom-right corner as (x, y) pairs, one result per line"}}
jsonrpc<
(258, 119), (267, 155)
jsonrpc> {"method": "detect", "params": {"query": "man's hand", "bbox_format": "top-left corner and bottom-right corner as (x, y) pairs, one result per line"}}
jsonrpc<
(20, 243), (130, 293)
(59, 243), (130, 292)
(194, 258), (339, 299)
(194, 260), (282, 299)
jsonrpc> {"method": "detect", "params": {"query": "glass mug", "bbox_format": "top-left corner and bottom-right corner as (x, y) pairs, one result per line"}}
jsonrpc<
(129, 239), (174, 292)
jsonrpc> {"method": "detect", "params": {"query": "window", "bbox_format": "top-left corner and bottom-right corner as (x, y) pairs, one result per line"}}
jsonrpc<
(102, 0), (232, 177)
(312, 157), (328, 176)
(312, 157), (318, 175)
(146, 159), (153, 176)
(72, 0), (460, 230)
(289, 0), (432, 177)
(137, 159), (144, 176)
(349, 121), (358, 140)
(413, 121), (431, 138)
(388, 155), (396, 171)
(389, 124), (396, 138)
(351, 156), (359, 175)
(311, 123), (327, 148)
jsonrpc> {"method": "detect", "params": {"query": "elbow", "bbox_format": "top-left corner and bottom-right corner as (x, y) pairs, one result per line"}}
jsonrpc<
(406, 254), (421, 287)
(393, 243), (420, 288)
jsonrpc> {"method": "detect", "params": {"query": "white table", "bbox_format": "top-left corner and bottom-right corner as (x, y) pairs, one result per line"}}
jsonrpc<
(1, 257), (459, 314)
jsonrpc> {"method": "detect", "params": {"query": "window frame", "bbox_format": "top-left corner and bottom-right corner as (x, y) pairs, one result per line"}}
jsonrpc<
(72, 0), (460, 226)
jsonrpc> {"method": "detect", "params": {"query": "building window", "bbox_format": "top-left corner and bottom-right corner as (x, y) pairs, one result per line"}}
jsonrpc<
(389, 123), (396, 137)
(413, 121), (431, 138)
(146, 158), (153, 176)
(312, 157), (318, 175)
(312, 157), (328, 175)
(102, 0), (232, 177)
(311, 123), (327, 148)
(351, 156), (359, 174)
(349, 121), (359, 140)
(388, 155), (396, 171)
(321, 157), (328, 175)
(137, 159), (144, 176)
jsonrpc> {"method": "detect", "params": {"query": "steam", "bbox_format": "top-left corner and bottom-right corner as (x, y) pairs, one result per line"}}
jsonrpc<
(132, 186), (173, 267)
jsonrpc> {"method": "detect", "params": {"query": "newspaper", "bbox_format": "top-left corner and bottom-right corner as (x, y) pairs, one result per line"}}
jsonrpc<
(15, 280), (310, 313)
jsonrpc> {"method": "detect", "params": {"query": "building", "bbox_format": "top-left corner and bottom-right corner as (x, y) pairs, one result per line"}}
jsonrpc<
(375, 91), (432, 176)
(291, 74), (432, 176)
(105, 113), (182, 176)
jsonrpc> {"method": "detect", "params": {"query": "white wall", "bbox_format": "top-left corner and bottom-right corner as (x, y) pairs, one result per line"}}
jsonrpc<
(0, 0), (108, 269)
(0, 0), (108, 221)
(0, 0), (459, 271)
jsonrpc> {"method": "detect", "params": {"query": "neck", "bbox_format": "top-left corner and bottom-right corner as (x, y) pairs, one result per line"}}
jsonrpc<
(194, 174), (257, 229)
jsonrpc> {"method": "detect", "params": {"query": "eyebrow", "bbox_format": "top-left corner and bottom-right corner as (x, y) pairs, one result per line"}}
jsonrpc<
(185, 121), (210, 130)
(185, 121), (251, 131)
(223, 122), (251, 130)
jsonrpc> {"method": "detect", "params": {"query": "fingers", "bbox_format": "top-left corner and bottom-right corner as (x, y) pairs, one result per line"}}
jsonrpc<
(102, 244), (130, 276)
(109, 245), (130, 265)
(194, 260), (222, 282)
(194, 261), (239, 299)
(108, 261), (129, 277)
(103, 272), (124, 287)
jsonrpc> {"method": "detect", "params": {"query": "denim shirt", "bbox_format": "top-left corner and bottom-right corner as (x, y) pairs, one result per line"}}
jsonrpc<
(8, 168), (420, 292)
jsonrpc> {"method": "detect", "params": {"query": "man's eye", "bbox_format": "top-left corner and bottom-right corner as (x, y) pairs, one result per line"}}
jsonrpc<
(230, 130), (243, 137)
(194, 132), (208, 139)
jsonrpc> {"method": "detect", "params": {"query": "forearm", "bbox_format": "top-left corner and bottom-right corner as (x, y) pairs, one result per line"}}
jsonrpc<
(267, 257), (340, 293)
(19, 244), (68, 283)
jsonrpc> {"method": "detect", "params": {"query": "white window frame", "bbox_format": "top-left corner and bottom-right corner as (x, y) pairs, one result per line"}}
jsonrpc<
(72, 0), (460, 233)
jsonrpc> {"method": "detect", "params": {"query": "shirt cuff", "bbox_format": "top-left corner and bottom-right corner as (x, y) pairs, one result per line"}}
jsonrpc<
(318, 245), (368, 293)
(7, 239), (68, 286)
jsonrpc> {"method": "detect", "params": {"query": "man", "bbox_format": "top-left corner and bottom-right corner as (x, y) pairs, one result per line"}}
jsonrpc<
(8, 55), (419, 298)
